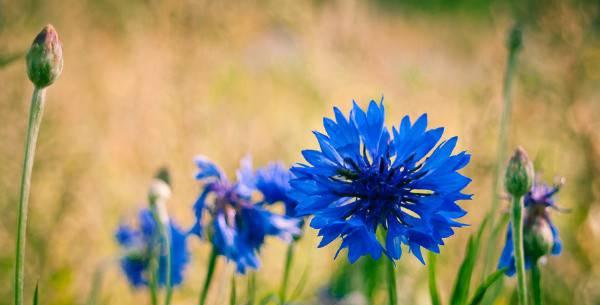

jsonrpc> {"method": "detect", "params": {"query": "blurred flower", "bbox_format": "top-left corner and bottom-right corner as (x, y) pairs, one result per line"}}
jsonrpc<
(290, 100), (471, 263)
(26, 24), (63, 88)
(255, 162), (299, 217)
(505, 147), (534, 197)
(498, 179), (563, 275)
(190, 156), (302, 274)
(115, 209), (190, 287)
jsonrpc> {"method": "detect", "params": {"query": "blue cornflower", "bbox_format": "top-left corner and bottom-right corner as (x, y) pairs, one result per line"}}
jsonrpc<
(498, 179), (563, 276)
(255, 162), (299, 217)
(190, 156), (302, 274)
(290, 100), (471, 263)
(115, 209), (190, 287)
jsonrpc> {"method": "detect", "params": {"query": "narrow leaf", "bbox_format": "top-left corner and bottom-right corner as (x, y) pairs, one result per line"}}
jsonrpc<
(467, 268), (507, 305)
(257, 293), (277, 305)
(32, 282), (39, 305)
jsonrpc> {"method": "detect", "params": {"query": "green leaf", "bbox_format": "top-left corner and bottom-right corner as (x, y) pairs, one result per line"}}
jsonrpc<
(428, 252), (443, 305)
(257, 293), (277, 305)
(288, 264), (310, 302)
(450, 215), (489, 305)
(32, 282), (39, 305)
(467, 268), (506, 305)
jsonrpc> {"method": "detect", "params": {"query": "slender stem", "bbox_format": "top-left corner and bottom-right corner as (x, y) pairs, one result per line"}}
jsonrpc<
(427, 252), (442, 305)
(386, 259), (397, 305)
(13, 87), (46, 305)
(163, 226), (172, 305)
(247, 272), (255, 305)
(149, 252), (159, 305)
(229, 275), (236, 305)
(511, 195), (528, 305)
(531, 261), (542, 305)
(199, 247), (218, 305)
(279, 243), (295, 305)
(484, 23), (522, 275)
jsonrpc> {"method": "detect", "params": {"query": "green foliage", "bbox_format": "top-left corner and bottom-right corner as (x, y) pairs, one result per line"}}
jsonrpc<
(32, 283), (38, 305)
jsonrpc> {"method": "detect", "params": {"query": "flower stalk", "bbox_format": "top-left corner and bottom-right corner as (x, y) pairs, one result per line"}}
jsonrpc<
(198, 247), (218, 305)
(279, 243), (295, 304)
(506, 147), (534, 305)
(484, 23), (523, 275)
(14, 24), (63, 305)
(14, 87), (46, 305)
(531, 261), (542, 305)
(386, 259), (397, 305)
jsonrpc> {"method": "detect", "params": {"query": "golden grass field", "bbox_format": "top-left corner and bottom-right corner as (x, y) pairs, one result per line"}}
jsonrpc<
(0, 1), (599, 304)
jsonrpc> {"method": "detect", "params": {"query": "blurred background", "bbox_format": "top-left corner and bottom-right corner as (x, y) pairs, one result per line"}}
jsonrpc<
(0, 0), (599, 304)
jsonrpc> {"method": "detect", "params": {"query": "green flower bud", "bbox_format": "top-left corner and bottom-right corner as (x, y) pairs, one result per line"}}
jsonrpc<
(524, 216), (554, 260)
(26, 24), (63, 88)
(505, 147), (534, 197)
(506, 24), (523, 53)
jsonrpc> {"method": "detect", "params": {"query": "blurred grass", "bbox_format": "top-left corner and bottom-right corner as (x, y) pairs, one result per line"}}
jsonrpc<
(0, 0), (599, 304)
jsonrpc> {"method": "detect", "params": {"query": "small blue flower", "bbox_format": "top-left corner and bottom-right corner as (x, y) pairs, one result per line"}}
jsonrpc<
(255, 162), (299, 217)
(290, 100), (471, 263)
(498, 179), (563, 276)
(115, 209), (190, 287)
(191, 156), (302, 274)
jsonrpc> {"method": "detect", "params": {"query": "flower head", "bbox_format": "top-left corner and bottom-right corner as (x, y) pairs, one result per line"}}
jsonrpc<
(290, 100), (471, 263)
(191, 156), (302, 273)
(255, 162), (299, 217)
(26, 24), (63, 88)
(115, 209), (190, 287)
(498, 178), (563, 275)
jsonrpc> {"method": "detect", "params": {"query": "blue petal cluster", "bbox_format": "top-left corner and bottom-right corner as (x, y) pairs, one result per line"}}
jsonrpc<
(191, 156), (302, 273)
(255, 162), (299, 217)
(115, 209), (190, 287)
(498, 180), (563, 275)
(290, 100), (471, 263)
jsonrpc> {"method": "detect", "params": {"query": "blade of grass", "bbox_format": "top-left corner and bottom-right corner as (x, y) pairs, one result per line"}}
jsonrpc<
(467, 268), (507, 305)
(428, 252), (443, 305)
(450, 215), (490, 305)
(288, 264), (310, 302)
(32, 282), (39, 305)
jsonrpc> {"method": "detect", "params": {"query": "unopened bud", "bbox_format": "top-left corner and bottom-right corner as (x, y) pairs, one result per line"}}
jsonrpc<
(506, 24), (523, 53)
(26, 24), (63, 88)
(524, 217), (554, 260)
(505, 147), (534, 197)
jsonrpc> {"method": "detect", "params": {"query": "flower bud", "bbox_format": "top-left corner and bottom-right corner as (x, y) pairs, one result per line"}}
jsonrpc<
(26, 24), (63, 88)
(505, 147), (534, 197)
(148, 168), (172, 224)
(524, 217), (554, 260)
(506, 24), (523, 53)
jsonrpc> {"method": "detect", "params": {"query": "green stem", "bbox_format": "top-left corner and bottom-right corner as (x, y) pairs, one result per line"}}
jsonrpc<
(279, 243), (295, 305)
(229, 275), (236, 305)
(13, 87), (46, 305)
(163, 226), (172, 305)
(531, 261), (542, 305)
(247, 272), (255, 305)
(199, 247), (218, 305)
(511, 195), (528, 305)
(484, 23), (522, 275)
(427, 252), (442, 305)
(386, 259), (397, 305)
(149, 251), (159, 305)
